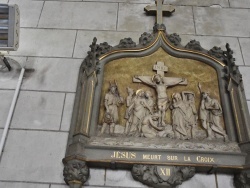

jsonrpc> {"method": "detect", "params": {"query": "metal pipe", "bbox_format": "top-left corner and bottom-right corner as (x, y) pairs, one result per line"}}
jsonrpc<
(0, 67), (25, 159)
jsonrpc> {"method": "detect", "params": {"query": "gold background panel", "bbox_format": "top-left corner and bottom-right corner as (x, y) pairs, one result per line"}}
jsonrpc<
(98, 48), (224, 128)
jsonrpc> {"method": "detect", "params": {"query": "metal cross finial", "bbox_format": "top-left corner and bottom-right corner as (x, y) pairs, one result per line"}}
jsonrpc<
(144, 0), (175, 25)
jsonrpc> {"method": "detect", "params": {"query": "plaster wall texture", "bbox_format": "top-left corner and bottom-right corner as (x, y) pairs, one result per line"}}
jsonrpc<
(0, 0), (249, 188)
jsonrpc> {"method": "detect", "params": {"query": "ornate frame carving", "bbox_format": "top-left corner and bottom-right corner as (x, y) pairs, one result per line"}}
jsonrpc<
(63, 24), (250, 188)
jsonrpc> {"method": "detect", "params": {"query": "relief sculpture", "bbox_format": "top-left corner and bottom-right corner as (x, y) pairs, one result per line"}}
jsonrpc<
(100, 81), (124, 135)
(124, 87), (135, 135)
(64, 0), (250, 187)
(99, 61), (228, 142)
(127, 89), (152, 137)
(171, 92), (189, 140)
(198, 84), (228, 141)
(170, 91), (198, 140)
(133, 61), (187, 126)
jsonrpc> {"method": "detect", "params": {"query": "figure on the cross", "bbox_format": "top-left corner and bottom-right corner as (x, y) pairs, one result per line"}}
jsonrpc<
(133, 61), (187, 126)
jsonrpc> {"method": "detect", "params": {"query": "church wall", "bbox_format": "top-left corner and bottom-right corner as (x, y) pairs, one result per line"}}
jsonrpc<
(0, 0), (249, 188)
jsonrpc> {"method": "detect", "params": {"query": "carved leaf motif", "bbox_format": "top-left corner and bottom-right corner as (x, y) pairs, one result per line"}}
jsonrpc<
(82, 38), (112, 77)
(223, 43), (243, 86)
(208, 46), (224, 59)
(118, 38), (136, 48)
(139, 32), (154, 46)
(185, 40), (203, 51)
(153, 23), (166, 32)
(97, 42), (112, 56)
(167, 33), (181, 46)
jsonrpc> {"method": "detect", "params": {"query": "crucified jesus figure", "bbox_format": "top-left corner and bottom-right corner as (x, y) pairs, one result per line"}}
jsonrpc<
(134, 73), (186, 126)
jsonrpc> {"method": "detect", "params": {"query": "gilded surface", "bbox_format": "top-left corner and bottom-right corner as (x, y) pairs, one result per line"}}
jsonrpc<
(98, 48), (224, 128)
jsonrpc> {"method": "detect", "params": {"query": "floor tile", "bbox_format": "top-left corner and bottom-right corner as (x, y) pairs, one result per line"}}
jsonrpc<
(239, 38), (250, 66)
(86, 168), (105, 186)
(0, 90), (14, 129)
(51, 185), (106, 188)
(166, 0), (229, 7)
(118, 4), (195, 34)
(229, 0), (250, 8)
(0, 182), (49, 188)
(217, 173), (235, 188)
(60, 93), (75, 131)
(73, 30), (141, 58)
(50, 185), (68, 188)
(0, 129), (3, 142)
(50, 185), (69, 188)
(83, 0), (152, 3)
(0, 130), (68, 183)
(0, 57), (27, 90)
(239, 66), (250, 100)
(9, 0), (44, 27)
(22, 57), (81, 92)
(40, 0), (80, 2)
(9, 28), (76, 58)
(105, 169), (147, 187)
(194, 7), (250, 37)
(177, 173), (217, 188)
(38, 2), (118, 30)
(11, 91), (65, 130)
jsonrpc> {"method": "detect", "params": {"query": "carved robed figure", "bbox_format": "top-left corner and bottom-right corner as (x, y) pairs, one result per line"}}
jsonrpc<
(101, 81), (124, 135)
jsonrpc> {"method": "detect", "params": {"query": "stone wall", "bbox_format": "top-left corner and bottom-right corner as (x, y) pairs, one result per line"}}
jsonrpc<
(0, 0), (249, 187)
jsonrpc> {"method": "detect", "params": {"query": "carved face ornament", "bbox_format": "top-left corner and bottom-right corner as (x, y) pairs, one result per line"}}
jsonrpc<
(152, 74), (163, 84)
(109, 86), (117, 94)
(202, 92), (210, 100)
(127, 87), (134, 95)
(187, 93), (194, 100)
(145, 90), (153, 98)
(136, 89), (144, 97)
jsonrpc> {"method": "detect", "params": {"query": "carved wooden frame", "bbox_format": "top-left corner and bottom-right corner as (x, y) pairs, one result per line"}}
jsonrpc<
(63, 24), (250, 188)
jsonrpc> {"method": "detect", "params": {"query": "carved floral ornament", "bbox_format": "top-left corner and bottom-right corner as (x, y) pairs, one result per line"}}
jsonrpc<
(63, 1), (250, 188)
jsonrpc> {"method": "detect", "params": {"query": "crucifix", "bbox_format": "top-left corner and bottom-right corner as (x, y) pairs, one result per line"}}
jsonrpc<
(133, 61), (187, 126)
(144, 0), (175, 25)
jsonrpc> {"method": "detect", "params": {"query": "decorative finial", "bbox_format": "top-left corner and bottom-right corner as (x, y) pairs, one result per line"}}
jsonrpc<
(144, 0), (175, 31)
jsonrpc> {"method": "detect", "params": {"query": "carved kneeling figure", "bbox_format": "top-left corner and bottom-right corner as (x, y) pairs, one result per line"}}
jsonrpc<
(141, 113), (173, 138)
(101, 112), (115, 135)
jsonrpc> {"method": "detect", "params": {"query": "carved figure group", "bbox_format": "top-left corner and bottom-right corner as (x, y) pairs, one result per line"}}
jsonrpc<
(141, 113), (173, 138)
(100, 62), (228, 142)
(126, 89), (153, 137)
(134, 73), (186, 126)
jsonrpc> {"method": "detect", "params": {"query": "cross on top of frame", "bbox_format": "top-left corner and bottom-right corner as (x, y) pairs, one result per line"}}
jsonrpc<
(144, 0), (175, 25)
